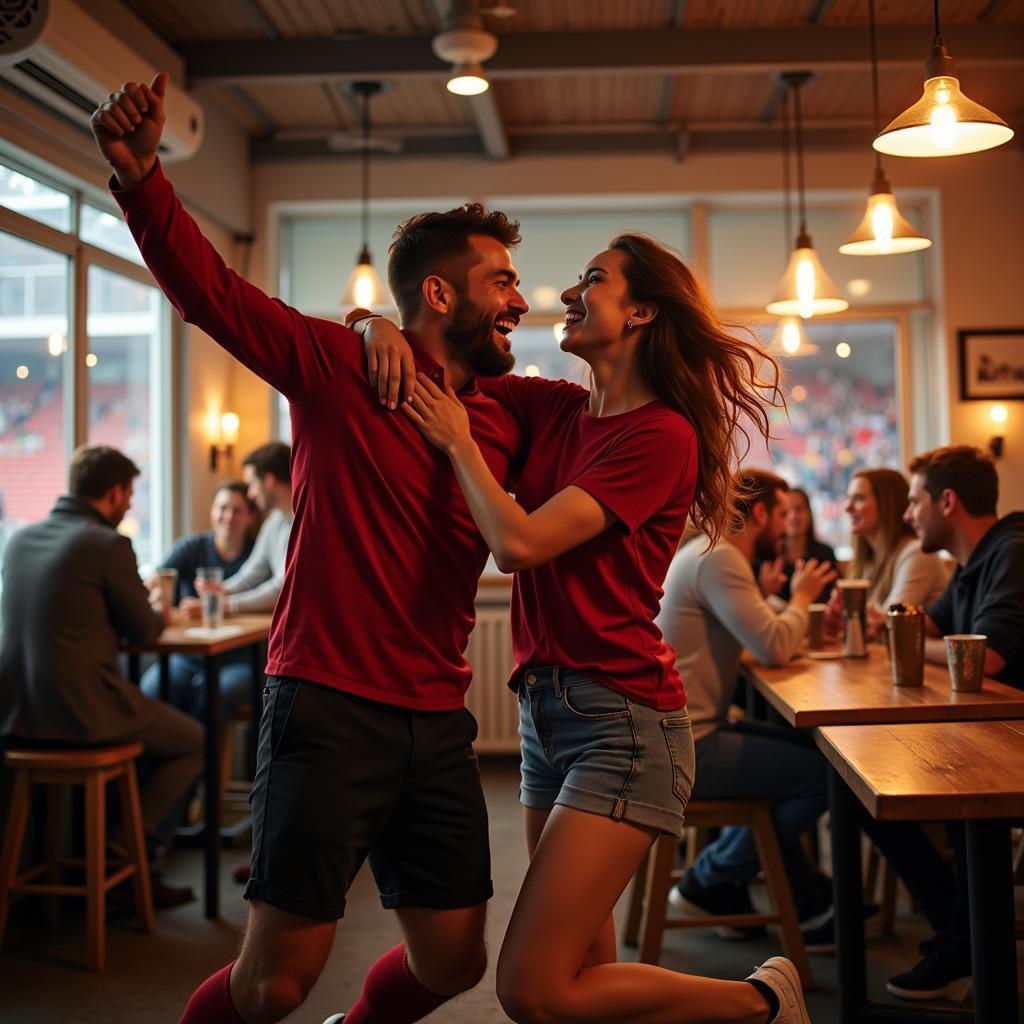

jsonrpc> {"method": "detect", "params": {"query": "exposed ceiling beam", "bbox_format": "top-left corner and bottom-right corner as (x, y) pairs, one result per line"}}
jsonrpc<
(655, 0), (687, 124)
(810, 0), (837, 24)
(183, 25), (1024, 85)
(979, 0), (1009, 20)
(250, 120), (893, 163)
(758, 73), (794, 124)
(430, 0), (509, 158)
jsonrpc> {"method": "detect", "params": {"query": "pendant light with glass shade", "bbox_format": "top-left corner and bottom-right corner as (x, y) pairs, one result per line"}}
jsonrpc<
(342, 82), (386, 310)
(766, 73), (849, 320)
(768, 88), (818, 357)
(841, 0), (932, 256)
(873, 0), (1013, 158)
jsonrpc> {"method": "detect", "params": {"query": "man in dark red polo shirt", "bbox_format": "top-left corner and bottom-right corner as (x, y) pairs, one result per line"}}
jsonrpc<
(92, 74), (528, 1024)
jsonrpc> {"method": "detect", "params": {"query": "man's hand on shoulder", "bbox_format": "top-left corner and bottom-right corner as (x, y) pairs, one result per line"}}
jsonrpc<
(90, 72), (168, 189)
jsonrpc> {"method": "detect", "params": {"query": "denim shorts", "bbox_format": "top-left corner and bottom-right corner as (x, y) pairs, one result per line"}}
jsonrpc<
(517, 666), (695, 838)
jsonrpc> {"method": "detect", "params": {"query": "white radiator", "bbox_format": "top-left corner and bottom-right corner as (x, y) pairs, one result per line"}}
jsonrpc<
(464, 599), (520, 754)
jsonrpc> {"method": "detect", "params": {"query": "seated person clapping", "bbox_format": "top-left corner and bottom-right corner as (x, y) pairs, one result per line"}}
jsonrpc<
(825, 468), (947, 640)
(761, 487), (837, 603)
(657, 470), (837, 937)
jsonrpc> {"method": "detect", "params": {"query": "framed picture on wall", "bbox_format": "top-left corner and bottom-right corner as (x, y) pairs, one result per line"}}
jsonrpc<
(958, 328), (1024, 400)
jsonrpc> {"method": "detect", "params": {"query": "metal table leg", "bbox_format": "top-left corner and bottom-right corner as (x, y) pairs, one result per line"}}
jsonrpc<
(248, 642), (264, 780)
(203, 653), (221, 919)
(966, 819), (1018, 1024)
(829, 764), (869, 1024)
(158, 654), (170, 702)
(829, 765), (974, 1024)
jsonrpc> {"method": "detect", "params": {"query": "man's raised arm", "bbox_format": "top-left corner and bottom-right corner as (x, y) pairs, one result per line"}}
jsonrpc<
(91, 73), (337, 402)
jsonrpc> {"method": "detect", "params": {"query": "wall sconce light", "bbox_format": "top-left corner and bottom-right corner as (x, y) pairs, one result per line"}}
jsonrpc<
(209, 410), (240, 470)
(989, 404), (1008, 459)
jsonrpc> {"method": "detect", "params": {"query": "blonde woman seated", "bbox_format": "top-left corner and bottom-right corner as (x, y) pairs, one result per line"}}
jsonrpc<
(824, 468), (948, 640)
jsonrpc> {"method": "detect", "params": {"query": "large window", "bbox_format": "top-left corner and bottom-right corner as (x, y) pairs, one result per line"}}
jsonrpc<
(750, 318), (903, 553)
(0, 157), (169, 576)
(0, 232), (69, 528)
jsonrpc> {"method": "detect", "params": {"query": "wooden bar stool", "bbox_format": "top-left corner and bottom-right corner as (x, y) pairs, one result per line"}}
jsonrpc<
(0, 742), (154, 971)
(623, 799), (814, 989)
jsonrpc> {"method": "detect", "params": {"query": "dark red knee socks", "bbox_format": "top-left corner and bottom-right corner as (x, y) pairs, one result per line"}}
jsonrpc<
(179, 961), (246, 1023)
(345, 944), (455, 1024)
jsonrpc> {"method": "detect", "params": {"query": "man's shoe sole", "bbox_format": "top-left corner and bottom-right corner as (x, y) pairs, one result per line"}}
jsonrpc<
(885, 976), (972, 1002)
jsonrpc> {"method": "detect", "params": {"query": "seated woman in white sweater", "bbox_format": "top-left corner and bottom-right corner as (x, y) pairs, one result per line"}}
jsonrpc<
(825, 468), (948, 639)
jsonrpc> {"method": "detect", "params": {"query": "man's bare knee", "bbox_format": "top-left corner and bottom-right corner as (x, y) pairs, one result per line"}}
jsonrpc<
(232, 900), (336, 1022)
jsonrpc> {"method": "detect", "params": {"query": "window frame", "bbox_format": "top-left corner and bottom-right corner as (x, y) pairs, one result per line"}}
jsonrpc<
(0, 155), (176, 561)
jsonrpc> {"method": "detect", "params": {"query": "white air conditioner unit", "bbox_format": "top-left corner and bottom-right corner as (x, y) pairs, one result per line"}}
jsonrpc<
(0, 0), (204, 162)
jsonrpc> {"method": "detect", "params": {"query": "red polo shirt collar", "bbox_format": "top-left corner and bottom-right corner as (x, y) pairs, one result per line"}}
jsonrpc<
(401, 329), (479, 396)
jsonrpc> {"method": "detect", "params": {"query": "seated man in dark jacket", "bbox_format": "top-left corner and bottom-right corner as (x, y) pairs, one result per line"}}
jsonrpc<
(0, 445), (202, 902)
(866, 446), (1024, 1003)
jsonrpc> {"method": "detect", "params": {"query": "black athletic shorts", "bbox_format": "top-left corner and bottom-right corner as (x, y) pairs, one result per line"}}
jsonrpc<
(243, 676), (493, 921)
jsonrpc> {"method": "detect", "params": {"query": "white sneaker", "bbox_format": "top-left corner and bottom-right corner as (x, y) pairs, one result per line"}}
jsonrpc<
(746, 956), (811, 1023)
(321, 1016), (346, 1023)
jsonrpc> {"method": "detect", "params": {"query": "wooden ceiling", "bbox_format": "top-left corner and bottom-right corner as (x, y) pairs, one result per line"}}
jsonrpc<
(119, 0), (1024, 162)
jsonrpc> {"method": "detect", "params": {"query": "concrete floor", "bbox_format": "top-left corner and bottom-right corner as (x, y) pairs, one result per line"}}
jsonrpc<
(0, 763), (998, 1022)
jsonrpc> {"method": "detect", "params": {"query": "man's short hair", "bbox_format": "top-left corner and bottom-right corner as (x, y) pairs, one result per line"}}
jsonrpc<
(242, 442), (291, 485)
(388, 204), (521, 322)
(69, 445), (140, 500)
(732, 468), (789, 521)
(908, 445), (998, 517)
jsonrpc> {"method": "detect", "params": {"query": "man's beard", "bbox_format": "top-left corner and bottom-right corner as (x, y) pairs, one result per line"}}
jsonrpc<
(754, 523), (782, 562)
(447, 293), (515, 378)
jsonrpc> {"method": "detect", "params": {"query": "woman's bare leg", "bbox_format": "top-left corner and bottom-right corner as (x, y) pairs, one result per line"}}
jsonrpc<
(524, 806), (617, 968)
(498, 805), (771, 1024)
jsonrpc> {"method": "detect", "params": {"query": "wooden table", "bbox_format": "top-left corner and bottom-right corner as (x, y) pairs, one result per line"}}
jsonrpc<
(742, 645), (1024, 1024)
(123, 614), (272, 918)
(744, 645), (1024, 728)
(818, 722), (1023, 1024)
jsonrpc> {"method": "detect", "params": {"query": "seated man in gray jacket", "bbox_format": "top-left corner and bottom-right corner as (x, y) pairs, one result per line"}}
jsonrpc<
(656, 469), (837, 942)
(155, 441), (293, 721)
(0, 446), (201, 903)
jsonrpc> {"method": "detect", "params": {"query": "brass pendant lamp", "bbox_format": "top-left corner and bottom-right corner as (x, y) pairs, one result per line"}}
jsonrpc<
(873, 0), (1013, 158)
(767, 73), (848, 320)
(841, 0), (931, 256)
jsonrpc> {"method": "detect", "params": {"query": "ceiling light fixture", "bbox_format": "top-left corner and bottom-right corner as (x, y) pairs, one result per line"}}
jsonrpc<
(432, 1), (498, 96)
(841, 0), (932, 255)
(341, 82), (386, 310)
(873, 0), (1013, 158)
(767, 73), (848, 320)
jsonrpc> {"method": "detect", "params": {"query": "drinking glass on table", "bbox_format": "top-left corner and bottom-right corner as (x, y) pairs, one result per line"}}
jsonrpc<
(195, 566), (225, 628)
(156, 568), (178, 613)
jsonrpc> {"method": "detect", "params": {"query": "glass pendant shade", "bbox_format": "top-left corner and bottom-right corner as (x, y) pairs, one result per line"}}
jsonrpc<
(840, 167), (932, 255)
(769, 318), (820, 357)
(767, 232), (849, 319)
(343, 244), (385, 308)
(447, 62), (489, 95)
(874, 45), (1013, 157)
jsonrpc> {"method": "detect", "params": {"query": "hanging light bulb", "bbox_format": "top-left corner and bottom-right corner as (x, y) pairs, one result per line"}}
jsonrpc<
(842, 0), (932, 256)
(767, 318), (820, 358)
(768, 235), (849, 319)
(874, 2), (1013, 158)
(447, 61), (489, 96)
(840, 166), (932, 255)
(432, 2), (498, 97)
(344, 243), (384, 308)
(767, 74), (848, 320)
(341, 82), (387, 309)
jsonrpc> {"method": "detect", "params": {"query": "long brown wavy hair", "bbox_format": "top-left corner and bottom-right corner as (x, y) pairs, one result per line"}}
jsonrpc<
(611, 233), (784, 546)
(847, 468), (915, 604)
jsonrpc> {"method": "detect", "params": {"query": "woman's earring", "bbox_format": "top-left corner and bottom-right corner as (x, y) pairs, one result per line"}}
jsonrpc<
(626, 319), (634, 330)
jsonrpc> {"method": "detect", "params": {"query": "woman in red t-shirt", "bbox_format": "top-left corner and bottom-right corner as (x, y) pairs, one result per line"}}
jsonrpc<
(356, 236), (806, 1023)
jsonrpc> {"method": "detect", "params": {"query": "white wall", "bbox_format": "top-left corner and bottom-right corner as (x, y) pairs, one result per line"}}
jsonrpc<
(246, 144), (1024, 513)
